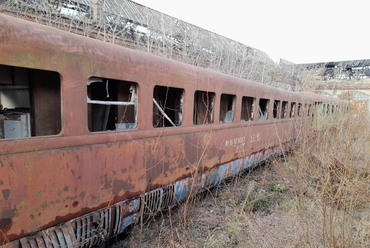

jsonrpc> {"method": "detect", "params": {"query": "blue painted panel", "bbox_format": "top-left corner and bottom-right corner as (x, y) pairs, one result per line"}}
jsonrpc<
(119, 213), (139, 233)
(175, 180), (188, 203)
(243, 156), (250, 169)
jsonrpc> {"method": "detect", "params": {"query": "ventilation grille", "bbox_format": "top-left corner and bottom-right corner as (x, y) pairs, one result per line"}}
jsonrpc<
(73, 208), (112, 248)
(20, 222), (76, 248)
(142, 185), (175, 215)
(72, 199), (140, 247)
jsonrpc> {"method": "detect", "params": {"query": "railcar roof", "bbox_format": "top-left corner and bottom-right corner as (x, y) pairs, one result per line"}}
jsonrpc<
(0, 13), (338, 105)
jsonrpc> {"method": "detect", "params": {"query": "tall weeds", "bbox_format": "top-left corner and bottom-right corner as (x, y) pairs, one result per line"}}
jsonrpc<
(287, 110), (369, 247)
(116, 110), (369, 248)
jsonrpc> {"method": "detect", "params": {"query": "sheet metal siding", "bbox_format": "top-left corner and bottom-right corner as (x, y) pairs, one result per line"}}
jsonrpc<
(0, 14), (343, 246)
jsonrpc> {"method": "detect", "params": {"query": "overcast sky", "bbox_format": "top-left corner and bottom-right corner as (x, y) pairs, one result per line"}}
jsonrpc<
(132, 0), (369, 64)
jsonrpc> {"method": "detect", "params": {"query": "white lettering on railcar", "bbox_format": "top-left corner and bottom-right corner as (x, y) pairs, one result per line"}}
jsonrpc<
(249, 132), (261, 144)
(225, 136), (246, 147)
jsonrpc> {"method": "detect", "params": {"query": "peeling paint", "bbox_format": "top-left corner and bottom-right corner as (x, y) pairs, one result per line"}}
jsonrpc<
(2, 189), (10, 200)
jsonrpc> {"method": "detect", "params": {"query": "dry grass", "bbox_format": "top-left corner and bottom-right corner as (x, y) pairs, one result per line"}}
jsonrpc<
(110, 110), (369, 248)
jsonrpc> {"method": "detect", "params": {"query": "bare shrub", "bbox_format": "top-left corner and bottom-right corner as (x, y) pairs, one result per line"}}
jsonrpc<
(283, 110), (370, 247)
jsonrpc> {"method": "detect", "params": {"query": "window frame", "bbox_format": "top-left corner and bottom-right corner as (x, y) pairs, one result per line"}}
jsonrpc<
(193, 90), (215, 125)
(87, 77), (138, 132)
(219, 93), (236, 124)
(153, 85), (184, 128)
(241, 96), (255, 122)
(258, 98), (270, 121)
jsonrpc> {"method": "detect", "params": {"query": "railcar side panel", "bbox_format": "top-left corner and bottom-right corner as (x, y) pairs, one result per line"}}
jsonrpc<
(0, 120), (298, 243)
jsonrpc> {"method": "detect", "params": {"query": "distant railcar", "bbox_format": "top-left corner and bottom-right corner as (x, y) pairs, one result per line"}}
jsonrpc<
(0, 14), (348, 248)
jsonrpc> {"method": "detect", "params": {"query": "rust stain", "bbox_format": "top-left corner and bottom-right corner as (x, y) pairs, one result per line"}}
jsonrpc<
(2, 189), (10, 200)
(0, 13), (349, 246)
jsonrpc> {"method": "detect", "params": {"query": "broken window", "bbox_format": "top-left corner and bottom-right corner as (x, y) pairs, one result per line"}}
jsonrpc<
(273, 100), (280, 119)
(258, 98), (269, 121)
(241, 96), (254, 121)
(321, 103), (326, 116)
(153, 86), (184, 128)
(290, 102), (296, 118)
(297, 103), (302, 117)
(193, 91), (215, 125)
(219, 94), (235, 123)
(281, 101), (288, 119)
(87, 77), (138, 132)
(0, 65), (61, 139)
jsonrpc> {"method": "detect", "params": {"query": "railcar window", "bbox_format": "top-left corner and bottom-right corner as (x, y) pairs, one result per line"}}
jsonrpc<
(308, 104), (312, 116)
(153, 86), (184, 128)
(220, 94), (235, 123)
(321, 103), (326, 115)
(297, 103), (302, 117)
(273, 100), (280, 119)
(194, 91), (215, 125)
(87, 77), (138, 132)
(241, 96), (255, 121)
(281, 101), (288, 119)
(290, 102), (296, 118)
(258, 98), (269, 121)
(0, 65), (61, 139)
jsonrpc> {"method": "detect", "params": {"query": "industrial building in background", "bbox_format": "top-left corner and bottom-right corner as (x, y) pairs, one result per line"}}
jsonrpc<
(0, 0), (369, 111)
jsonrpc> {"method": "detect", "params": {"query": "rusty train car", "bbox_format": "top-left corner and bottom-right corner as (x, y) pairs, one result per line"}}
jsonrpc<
(0, 14), (348, 248)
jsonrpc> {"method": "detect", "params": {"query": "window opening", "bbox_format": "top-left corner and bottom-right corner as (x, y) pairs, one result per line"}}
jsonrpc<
(308, 104), (312, 117)
(0, 65), (61, 139)
(258, 98), (269, 120)
(219, 94), (235, 123)
(193, 91), (215, 125)
(87, 77), (138, 132)
(281, 101), (288, 119)
(273, 100), (280, 119)
(297, 103), (302, 117)
(321, 103), (326, 116)
(153, 86), (184, 128)
(241, 96), (254, 121)
(290, 102), (296, 118)
(326, 104), (330, 115)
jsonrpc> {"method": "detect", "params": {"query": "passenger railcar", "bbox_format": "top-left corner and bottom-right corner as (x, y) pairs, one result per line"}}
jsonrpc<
(0, 14), (348, 248)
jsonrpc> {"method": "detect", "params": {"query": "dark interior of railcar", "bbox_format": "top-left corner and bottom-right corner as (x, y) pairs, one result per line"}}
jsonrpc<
(219, 94), (235, 123)
(193, 90), (215, 125)
(153, 86), (184, 128)
(87, 78), (137, 132)
(0, 64), (61, 139)
(273, 100), (281, 119)
(281, 101), (288, 118)
(290, 102), (296, 117)
(241, 96), (254, 121)
(258, 98), (269, 120)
